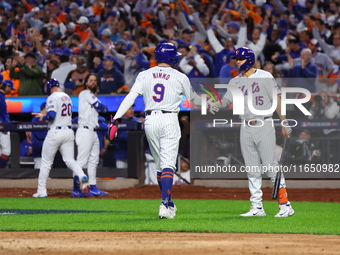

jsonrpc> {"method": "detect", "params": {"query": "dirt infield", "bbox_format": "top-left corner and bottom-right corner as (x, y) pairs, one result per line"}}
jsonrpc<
(1, 186), (340, 255)
(1, 232), (340, 255)
(0, 185), (339, 202)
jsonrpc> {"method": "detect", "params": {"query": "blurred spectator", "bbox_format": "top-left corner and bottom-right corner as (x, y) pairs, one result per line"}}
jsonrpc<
(31, 102), (47, 169)
(68, 16), (91, 42)
(298, 130), (322, 163)
(69, 2), (81, 23)
(312, 29), (340, 73)
(219, 51), (238, 82)
(262, 61), (282, 87)
(64, 56), (90, 95)
(97, 54), (126, 94)
(43, 58), (59, 85)
(2, 56), (20, 96)
(20, 131), (32, 157)
(307, 39), (336, 93)
(309, 90), (340, 120)
(51, 52), (76, 92)
(110, 41), (146, 88)
(173, 158), (190, 185)
(10, 52), (44, 95)
(114, 105), (142, 168)
(286, 48), (317, 92)
(179, 45), (210, 79)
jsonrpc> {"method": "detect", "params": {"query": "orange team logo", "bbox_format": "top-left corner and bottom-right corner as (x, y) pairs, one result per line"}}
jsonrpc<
(167, 189), (171, 195)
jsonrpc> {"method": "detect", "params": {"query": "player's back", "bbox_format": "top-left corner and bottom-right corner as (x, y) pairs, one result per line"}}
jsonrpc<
(131, 66), (190, 112)
(47, 91), (72, 129)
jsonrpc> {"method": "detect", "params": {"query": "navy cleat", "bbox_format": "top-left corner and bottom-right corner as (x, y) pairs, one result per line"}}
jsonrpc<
(87, 185), (108, 196)
(71, 190), (86, 197)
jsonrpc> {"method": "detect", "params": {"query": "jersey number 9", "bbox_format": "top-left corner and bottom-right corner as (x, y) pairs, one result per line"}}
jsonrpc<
(152, 83), (165, 102)
(61, 103), (72, 116)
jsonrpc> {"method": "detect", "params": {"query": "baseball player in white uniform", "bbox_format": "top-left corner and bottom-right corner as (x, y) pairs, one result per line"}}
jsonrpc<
(218, 47), (294, 217)
(73, 73), (109, 197)
(32, 78), (89, 198)
(108, 43), (215, 219)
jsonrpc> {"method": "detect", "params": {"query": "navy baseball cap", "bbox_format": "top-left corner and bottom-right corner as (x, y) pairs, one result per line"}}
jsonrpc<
(226, 21), (240, 31)
(108, 11), (117, 17)
(103, 54), (115, 61)
(23, 41), (33, 47)
(24, 52), (37, 59)
(114, 39), (127, 46)
(124, 43), (132, 51)
(3, 79), (16, 90)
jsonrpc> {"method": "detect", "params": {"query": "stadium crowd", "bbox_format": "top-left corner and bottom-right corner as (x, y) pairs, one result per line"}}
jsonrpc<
(1, 0), (340, 176)
(0, 0), (340, 97)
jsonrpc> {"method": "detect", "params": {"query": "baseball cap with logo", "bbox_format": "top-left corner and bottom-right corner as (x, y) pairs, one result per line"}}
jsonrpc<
(76, 56), (87, 67)
(308, 38), (319, 46)
(77, 16), (89, 24)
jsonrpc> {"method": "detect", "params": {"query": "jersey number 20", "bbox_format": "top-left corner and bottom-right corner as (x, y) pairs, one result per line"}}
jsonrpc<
(152, 83), (165, 102)
(61, 103), (72, 116)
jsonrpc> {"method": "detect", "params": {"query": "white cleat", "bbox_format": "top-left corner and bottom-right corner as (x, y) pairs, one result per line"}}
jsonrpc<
(240, 206), (266, 217)
(169, 204), (177, 218)
(275, 203), (295, 217)
(159, 204), (173, 219)
(32, 192), (48, 198)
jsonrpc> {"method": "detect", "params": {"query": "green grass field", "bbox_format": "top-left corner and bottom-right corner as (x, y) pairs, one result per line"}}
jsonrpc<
(0, 198), (339, 234)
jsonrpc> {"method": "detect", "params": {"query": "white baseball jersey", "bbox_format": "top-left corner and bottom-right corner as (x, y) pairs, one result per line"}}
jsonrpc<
(222, 69), (280, 120)
(221, 68), (288, 208)
(37, 91), (87, 196)
(46, 91), (72, 128)
(78, 90), (99, 129)
(131, 66), (195, 112)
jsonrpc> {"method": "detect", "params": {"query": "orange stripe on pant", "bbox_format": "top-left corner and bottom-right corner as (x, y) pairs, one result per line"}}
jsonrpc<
(161, 175), (174, 179)
(278, 188), (288, 204)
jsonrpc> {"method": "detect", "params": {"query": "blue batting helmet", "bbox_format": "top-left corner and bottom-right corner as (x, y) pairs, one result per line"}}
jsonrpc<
(154, 43), (181, 67)
(232, 47), (255, 71)
(46, 78), (60, 95)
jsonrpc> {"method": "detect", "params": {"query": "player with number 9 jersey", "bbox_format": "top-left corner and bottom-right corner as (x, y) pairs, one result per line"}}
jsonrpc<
(108, 43), (216, 219)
